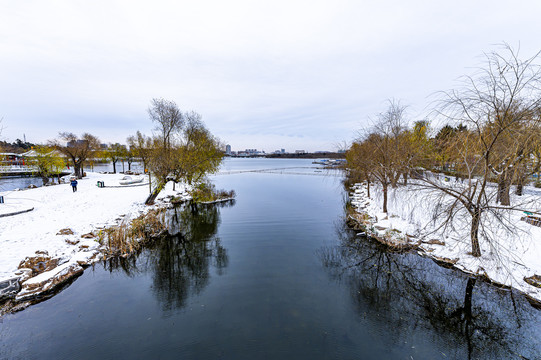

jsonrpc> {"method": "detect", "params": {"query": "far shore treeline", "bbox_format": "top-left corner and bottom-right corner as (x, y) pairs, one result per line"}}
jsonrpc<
(265, 152), (345, 159)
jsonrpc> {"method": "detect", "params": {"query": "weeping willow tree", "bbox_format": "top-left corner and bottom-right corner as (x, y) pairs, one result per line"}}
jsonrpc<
(51, 132), (100, 179)
(145, 98), (224, 204)
(31, 146), (66, 184)
(169, 111), (223, 186)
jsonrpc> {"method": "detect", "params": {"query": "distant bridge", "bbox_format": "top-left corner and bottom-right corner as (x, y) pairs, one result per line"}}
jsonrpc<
(0, 165), (71, 177)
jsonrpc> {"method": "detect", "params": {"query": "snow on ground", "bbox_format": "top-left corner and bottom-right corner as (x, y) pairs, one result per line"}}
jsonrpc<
(350, 182), (541, 303)
(0, 172), (189, 283)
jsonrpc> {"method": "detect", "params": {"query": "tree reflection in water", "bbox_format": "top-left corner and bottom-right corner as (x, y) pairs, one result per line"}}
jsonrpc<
(319, 221), (541, 359)
(103, 201), (232, 312)
(149, 203), (229, 311)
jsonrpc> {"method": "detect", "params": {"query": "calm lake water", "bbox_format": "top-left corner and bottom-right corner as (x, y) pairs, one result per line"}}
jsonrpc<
(0, 158), (539, 359)
(0, 162), (145, 192)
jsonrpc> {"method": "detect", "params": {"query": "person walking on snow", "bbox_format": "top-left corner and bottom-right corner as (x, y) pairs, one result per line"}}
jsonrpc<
(70, 177), (78, 192)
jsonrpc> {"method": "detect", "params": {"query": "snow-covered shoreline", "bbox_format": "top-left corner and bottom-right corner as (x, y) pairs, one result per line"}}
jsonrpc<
(0, 172), (190, 304)
(349, 182), (541, 306)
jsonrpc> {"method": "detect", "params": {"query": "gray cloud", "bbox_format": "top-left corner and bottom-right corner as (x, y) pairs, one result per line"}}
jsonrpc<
(1, 0), (541, 151)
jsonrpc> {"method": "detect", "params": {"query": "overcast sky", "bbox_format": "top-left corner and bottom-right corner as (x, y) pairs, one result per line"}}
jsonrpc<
(1, 0), (541, 152)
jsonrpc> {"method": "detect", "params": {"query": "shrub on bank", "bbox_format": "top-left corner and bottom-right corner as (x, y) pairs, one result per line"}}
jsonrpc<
(190, 181), (235, 203)
(97, 207), (167, 256)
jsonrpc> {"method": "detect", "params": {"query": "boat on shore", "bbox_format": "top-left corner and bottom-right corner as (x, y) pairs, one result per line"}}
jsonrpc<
(119, 175), (144, 185)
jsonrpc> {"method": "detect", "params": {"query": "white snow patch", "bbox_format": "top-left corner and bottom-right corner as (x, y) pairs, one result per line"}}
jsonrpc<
(0, 173), (190, 284)
(350, 182), (541, 303)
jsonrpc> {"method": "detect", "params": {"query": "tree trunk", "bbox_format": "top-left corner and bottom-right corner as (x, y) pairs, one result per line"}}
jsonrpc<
(41, 176), (49, 185)
(403, 172), (408, 185)
(74, 163), (81, 179)
(382, 183), (388, 213)
(500, 179), (511, 206)
(390, 174), (398, 188)
(497, 171), (511, 206)
(470, 208), (482, 257)
(145, 189), (159, 205)
(145, 180), (164, 205)
(515, 177), (524, 196)
(496, 180), (503, 203)
(500, 180), (511, 206)
(112, 161), (117, 174)
(366, 179), (371, 198)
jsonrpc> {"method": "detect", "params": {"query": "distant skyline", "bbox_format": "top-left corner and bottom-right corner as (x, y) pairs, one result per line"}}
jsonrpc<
(2, 1), (541, 152)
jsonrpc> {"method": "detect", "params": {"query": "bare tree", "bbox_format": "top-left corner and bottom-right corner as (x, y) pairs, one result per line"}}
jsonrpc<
(419, 44), (541, 256)
(124, 147), (135, 172)
(51, 132), (100, 179)
(437, 43), (541, 206)
(148, 98), (184, 150)
(363, 99), (408, 213)
(101, 143), (127, 174)
(416, 129), (488, 257)
(127, 131), (153, 173)
(346, 45), (541, 260)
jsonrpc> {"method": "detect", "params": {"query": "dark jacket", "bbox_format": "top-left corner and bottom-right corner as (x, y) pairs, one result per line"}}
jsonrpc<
(70, 179), (78, 187)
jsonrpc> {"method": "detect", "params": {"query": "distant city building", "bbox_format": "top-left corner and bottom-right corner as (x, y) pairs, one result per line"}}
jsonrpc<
(295, 150), (306, 154)
(230, 148), (266, 157)
(67, 139), (88, 147)
(225, 144), (231, 155)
